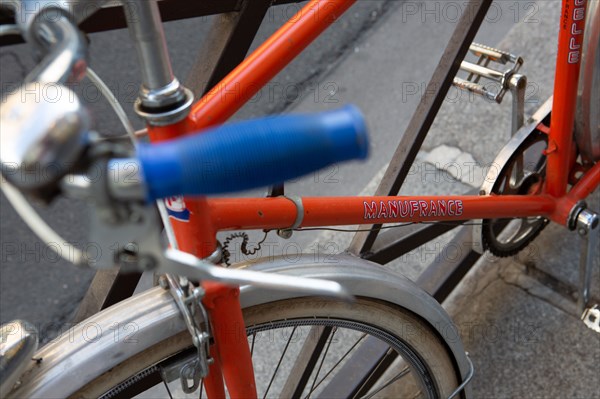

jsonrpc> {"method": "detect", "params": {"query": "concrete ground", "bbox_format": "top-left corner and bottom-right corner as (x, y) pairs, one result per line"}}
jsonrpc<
(1, 0), (599, 397)
(291, 1), (600, 397)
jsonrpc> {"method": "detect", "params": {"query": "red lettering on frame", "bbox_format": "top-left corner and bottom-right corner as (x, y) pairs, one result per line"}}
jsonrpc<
(364, 201), (377, 219)
(456, 200), (464, 216)
(569, 37), (581, 50)
(378, 201), (388, 219)
(419, 200), (428, 217)
(568, 51), (580, 63)
(410, 201), (419, 217)
(438, 200), (447, 216)
(566, 2), (585, 64)
(388, 201), (399, 218)
(448, 200), (455, 216)
(362, 199), (463, 220)
(400, 201), (410, 217)
(429, 200), (438, 217)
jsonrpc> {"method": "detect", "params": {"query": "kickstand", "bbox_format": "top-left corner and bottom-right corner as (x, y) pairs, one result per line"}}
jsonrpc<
(576, 209), (600, 333)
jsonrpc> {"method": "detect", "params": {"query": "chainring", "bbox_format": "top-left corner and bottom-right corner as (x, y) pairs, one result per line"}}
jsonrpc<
(481, 129), (549, 257)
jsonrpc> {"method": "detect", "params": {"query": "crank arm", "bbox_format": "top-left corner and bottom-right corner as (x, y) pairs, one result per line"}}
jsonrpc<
(161, 249), (353, 301)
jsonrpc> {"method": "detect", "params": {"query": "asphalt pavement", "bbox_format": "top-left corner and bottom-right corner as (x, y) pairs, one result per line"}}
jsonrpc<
(1, 1), (599, 397)
(0, 0), (394, 328)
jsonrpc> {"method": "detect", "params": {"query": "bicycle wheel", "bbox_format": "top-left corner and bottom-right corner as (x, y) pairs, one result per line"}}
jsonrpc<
(69, 296), (458, 399)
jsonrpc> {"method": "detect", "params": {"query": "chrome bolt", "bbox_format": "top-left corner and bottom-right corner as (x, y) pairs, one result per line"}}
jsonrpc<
(277, 229), (293, 239)
(158, 275), (169, 289)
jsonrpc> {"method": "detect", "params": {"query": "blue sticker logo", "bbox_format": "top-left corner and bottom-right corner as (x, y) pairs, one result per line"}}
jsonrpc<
(164, 196), (190, 222)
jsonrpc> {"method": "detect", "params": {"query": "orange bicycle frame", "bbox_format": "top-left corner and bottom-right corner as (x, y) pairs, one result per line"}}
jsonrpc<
(145, 0), (598, 397)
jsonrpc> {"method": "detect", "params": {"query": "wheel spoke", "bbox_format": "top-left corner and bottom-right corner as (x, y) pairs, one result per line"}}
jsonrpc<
(280, 326), (334, 398)
(316, 336), (399, 398)
(263, 326), (297, 399)
(250, 332), (256, 358)
(306, 333), (368, 394)
(162, 379), (173, 399)
(352, 349), (401, 399)
(100, 301), (451, 399)
(306, 327), (337, 399)
(361, 366), (410, 399)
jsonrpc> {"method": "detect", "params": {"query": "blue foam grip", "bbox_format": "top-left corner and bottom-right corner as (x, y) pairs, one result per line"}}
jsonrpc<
(137, 105), (368, 200)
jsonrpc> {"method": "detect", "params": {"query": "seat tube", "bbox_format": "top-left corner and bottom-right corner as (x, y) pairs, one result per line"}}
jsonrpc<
(547, 0), (587, 197)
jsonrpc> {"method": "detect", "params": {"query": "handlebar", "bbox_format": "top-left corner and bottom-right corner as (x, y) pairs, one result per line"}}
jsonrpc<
(1, 3), (370, 202)
(4, 1), (89, 84)
(0, 7), (370, 203)
(0, 1), (365, 298)
(137, 105), (369, 200)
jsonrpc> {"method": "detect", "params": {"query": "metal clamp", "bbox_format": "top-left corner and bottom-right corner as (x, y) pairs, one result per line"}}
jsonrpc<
(277, 195), (304, 239)
(160, 274), (213, 393)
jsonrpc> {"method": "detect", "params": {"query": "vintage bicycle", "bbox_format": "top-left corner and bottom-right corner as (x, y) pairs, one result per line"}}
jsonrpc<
(0, 0), (598, 398)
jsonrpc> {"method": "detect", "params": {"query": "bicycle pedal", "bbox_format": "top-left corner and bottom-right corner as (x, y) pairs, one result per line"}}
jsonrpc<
(453, 43), (523, 104)
(581, 305), (600, 333)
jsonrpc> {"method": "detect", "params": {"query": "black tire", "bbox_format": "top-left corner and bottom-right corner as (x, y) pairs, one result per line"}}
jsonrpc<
(75, 297), (460, 399)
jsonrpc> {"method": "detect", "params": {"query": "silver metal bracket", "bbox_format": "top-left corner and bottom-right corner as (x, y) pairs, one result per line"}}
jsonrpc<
(581, 305), (600, 334)
(452, 43), (526, 135)
(277, 195), (304, 239)
(134, 84), (194, 127)
(574, 208), (599, 320)
(160, 274), (213, 393)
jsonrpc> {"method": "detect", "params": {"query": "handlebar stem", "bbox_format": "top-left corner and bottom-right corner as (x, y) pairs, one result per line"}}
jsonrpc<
(122, 0), (175, 92)
(123, 0), (191, 125)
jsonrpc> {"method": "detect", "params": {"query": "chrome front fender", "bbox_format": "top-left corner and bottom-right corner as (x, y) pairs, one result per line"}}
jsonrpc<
(11, 254), (471, 398)
(239, 253), (471, 396)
